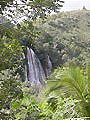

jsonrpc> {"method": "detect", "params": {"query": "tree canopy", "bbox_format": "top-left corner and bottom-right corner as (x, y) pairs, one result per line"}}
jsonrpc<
(0, 0), (64, 22)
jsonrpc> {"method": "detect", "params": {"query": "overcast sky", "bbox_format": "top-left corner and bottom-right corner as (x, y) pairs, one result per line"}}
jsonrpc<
(61, 0), (90, 11)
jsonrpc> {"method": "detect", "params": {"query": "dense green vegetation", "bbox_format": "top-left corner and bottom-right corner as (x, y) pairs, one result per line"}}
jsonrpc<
(0, 65), (90, 119)
(47, 64), (90, 117)
(34, 10), (90, 67)
(0, 0), (90, 119)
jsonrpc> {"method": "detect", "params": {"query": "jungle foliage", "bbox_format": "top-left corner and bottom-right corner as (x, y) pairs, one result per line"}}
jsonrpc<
(34, 10), (90, 67)
(0, 1), (90, 119)
(1, 65), (90, 119)
(47, 63), (90, 117)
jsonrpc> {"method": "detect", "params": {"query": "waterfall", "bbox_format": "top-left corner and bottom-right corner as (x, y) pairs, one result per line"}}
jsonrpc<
(26, 47), (45, 86)
(45, 55), (52, 77)
(47, 55), (52, 74)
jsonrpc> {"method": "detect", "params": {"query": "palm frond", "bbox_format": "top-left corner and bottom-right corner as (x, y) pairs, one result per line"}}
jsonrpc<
(47, 65), (90, 117)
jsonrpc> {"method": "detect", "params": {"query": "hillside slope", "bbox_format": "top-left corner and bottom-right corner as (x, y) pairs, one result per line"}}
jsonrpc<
(35, 10), (90, 67)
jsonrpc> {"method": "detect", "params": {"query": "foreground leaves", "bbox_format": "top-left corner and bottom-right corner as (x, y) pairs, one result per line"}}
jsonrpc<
(47, 64), (90, 117)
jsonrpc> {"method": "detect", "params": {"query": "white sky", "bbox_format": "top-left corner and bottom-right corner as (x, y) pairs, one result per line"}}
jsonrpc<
(61, 0), (90, 11)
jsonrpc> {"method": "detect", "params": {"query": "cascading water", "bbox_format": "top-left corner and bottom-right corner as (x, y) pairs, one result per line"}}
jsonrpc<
(44, 55), (52, 77)
(26, 47), (45, 86)
(47, 55), (52, 75)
